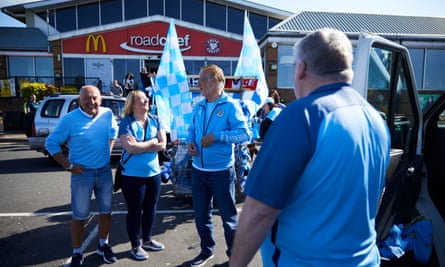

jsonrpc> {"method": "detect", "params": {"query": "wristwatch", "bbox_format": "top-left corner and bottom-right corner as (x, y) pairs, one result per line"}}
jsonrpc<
(66, 163), (74, 172)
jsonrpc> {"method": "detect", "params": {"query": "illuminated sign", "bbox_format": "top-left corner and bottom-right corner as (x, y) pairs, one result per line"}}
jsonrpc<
(120, 34), (191, 54)
(85, 34), (107, 53)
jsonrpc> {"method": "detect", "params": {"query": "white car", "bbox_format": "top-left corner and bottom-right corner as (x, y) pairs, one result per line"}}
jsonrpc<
(27, 93), (126, 158)
(353, 33), (445, 266)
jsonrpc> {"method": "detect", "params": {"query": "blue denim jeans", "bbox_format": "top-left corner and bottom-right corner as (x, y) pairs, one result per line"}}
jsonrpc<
(191, 166), (237, 256)
(121, 174), (161, 248)
(70, 164), (113, 220)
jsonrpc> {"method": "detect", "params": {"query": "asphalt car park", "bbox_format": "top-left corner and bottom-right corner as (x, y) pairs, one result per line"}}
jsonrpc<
(0, 131), (262, 267)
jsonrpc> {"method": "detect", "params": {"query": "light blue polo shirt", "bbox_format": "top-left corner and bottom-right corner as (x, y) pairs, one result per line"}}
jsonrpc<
(245, 82), (390, 266)
(45, 107), (118, 169)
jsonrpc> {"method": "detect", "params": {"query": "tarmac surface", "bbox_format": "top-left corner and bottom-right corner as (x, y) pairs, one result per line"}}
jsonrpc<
(0, 128), (263, 267)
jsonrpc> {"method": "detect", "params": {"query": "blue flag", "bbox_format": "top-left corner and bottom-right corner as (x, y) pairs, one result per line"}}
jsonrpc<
(234, 13), (269, 110)
(154, 21), (193, 141)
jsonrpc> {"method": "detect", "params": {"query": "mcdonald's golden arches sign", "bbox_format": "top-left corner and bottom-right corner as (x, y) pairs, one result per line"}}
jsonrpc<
(85, 34), (107, 53)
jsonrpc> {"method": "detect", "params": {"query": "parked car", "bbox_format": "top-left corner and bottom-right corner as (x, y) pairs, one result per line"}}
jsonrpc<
(353, 33), (444, 266)
(27, 93), (126, 158)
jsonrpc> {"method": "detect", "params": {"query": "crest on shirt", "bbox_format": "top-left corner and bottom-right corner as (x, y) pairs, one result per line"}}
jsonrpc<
(216, 109), (224, 117)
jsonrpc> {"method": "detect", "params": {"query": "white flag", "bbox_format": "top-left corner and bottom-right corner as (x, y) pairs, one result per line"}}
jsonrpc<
(234, 13), (269, 110)
(154, 21), (193, 141)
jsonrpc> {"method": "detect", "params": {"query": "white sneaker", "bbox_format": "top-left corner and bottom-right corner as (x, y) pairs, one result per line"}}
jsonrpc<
(130, 246), (149, 260)
(142, 240), (165, 251)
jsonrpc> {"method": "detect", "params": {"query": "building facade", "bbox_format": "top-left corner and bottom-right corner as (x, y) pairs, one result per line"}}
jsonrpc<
(1, 0), (290, 94)
(1, 2), (445, 106)
(258, 11), (445, 103)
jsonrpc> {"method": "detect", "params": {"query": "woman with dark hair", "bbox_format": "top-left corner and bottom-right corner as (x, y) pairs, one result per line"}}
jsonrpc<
(269, 89), (286, 109)
(123, 72), (139, 96)
(259, 97), (282, 139)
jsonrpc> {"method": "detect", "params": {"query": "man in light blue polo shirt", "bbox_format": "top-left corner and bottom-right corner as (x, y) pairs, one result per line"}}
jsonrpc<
(46, 85), (118, 267)
(230, 29), (390, 267)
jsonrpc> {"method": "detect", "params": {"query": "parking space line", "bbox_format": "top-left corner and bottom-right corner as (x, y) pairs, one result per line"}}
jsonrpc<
(0, 208), (226, 217)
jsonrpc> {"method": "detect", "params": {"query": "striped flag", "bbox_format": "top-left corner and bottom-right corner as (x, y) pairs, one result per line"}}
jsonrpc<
(154, 21), (193, 141)
(234, 13), (269, 109)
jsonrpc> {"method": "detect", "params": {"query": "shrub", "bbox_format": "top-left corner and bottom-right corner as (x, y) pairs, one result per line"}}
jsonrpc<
(20, 81), (78, 102)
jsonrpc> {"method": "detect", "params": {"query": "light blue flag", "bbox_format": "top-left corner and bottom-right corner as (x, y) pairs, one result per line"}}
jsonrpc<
(234, 13), (269, 110)
(154, 21), (193, 141)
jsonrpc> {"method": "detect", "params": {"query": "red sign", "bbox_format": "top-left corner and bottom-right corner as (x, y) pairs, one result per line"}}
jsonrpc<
(63, 21), (242, 57)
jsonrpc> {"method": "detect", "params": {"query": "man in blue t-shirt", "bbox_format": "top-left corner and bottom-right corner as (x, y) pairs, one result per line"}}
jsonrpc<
(230, 29), (390, 267)
(46, 85), (119, 267)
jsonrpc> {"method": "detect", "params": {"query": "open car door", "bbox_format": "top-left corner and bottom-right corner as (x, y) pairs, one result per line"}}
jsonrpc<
(419, 92), (445, 266)
(353, 33), (444, 266)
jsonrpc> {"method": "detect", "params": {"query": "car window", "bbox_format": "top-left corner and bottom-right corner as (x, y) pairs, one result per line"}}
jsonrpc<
(67, 98), (124, 117)
(366, 48), (392, 121)
(41, 99), (65, 118)
(68, 99), (79, 112)
(102, 99), (124, 117)
(366, 46), (417, 152)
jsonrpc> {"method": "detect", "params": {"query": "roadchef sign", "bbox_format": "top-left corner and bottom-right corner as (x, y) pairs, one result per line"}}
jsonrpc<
(121, 33), (191, 54)
(63, 21), (241, 57)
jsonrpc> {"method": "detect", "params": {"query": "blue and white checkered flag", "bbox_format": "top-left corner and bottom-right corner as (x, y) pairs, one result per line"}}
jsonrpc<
(154, 21), (193, 141)
(234, 13), (269, 109)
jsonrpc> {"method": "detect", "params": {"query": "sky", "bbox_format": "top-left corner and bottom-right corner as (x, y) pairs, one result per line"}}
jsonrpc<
(1, 0), (444, 27)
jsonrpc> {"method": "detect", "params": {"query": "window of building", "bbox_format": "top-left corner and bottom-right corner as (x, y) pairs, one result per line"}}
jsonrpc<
(269, 17), (280, 29)
(408, 48), (425, 90)
(205, 60), (233, 76)
(8, 56), (54, 84)
(277, 45), (294, 89)
(149, 0), (164, 15)
(9, 56), (34, 77)
(206, 2), (226, 31)
(101, 0), (123, 25)
(37, 10), (55, 28)
(424, 49), (445, 90)
(35, 57), (54, 84)
(144, 58), (160, 74)
(182, 0), (204, 25)
(56, 6), (76, 32)
(249, 12), (267, 39)
(113, 59), (140, 83)
(125, 0), (147, 20)
(227, 7), (244, 35)
(78, 2), (99, 29)
(63, 58), (84, 88)
(166, 0), (181, 19)
(184, 60), (205, 75)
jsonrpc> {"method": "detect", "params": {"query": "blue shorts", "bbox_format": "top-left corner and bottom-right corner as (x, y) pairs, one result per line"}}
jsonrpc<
(70, 164), (113, 220)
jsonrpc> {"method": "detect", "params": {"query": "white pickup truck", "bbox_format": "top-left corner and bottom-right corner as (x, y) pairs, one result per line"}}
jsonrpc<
(353, 33), (444, 266)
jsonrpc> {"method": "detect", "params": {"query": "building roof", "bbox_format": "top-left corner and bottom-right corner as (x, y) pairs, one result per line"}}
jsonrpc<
(1, 0), (292, 24)
(0, 27), (48, 51)
(269, 11), (445, 39)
